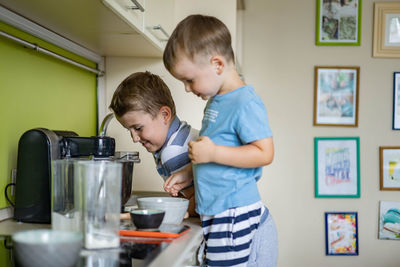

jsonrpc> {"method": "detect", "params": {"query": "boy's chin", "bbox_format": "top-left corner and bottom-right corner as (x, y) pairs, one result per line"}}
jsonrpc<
(199, 95), (211, 100)
(144, 145), (159, 153)
(144, 146), (155, 153)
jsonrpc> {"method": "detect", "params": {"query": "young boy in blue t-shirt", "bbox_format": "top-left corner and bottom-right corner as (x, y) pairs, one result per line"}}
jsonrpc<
(163, 15), (278, 266)
(109, 71), (198, 216)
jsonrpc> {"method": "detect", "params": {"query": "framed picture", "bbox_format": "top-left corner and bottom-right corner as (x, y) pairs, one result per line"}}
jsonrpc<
(315, 137), (360, 198)
(325, 212), (359, 255)
(373, 2), (400, 58)
(316, 0), (362, 45)
(394, 72), (400, 130)
(380, 146), (400, 190)
(379, 201), (400, 240)
(314, 66), (360, 127)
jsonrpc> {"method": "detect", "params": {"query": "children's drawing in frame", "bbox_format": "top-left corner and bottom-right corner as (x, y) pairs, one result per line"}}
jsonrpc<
(380, 146), (400, 190)
(325, 212), (359, 255)
(379, 201), (400, 240)
(394, 72), (400, 130)
(316, 0), (362, 45)
(315, 137), (360, 198)
(314, 66), (360, 127)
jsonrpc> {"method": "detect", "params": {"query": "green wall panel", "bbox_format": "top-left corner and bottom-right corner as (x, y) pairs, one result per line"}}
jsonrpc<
(0, 21), (98, 266)
(0, 23), (98, 207)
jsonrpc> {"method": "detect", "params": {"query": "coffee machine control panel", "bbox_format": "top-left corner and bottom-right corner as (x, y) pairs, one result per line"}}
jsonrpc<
(59, 136), (115, 158)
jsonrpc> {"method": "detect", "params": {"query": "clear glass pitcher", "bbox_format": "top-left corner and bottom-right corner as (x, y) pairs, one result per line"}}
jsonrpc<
(51, 159), (83, 232)
(77, 160), (122, 249)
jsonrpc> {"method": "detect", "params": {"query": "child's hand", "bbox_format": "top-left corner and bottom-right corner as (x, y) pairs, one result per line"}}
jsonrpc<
(164, 169), (193, 197)
(120, 213), (130, 220)
(188, 136), (216, 164)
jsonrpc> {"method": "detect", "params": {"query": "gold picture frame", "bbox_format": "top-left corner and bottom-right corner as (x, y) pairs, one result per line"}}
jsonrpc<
(313, 66), (360, 127)
(373, 2), (400, 58)
(379, 146), (400, 191)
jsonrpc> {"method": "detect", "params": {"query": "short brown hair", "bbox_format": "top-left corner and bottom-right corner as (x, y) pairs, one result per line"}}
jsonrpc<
(109, 71), (176, 118)
(163, 14), (234, 72)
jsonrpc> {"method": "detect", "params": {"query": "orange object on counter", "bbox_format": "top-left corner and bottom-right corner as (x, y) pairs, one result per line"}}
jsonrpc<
(119, 225), (190, 239)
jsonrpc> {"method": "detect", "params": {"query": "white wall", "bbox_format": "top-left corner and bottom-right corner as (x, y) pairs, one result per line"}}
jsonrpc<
(105, 0), (400, 266)
(242, 0), (400, 267)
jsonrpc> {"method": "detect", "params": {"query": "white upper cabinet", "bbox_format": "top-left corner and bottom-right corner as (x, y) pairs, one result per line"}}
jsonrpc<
(102, 0), (174, 53)
(144, 0), (174, 50)
(0, 0), (238, 58)
(102, 0), (145, 33)
(103, 0), (237, 56)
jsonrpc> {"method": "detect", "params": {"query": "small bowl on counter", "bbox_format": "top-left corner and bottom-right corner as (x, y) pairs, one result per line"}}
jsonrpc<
(12, 229), (83, 267)
(137, 197), (189, 225)
(130, 209), (165, 230)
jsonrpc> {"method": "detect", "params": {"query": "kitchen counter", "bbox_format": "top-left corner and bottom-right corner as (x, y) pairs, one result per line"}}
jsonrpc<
(0, 218), (202, 267)
(0, 191), (203, 267)
(123, 191), (203, 266)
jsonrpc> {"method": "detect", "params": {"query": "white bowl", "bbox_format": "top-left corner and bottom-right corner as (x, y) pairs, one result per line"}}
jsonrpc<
(12, 229), (82, 267)
(137, 197), (189, 225)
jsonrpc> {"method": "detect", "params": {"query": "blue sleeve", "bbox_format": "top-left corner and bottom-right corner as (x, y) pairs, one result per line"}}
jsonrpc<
(236, 98), (272, 144)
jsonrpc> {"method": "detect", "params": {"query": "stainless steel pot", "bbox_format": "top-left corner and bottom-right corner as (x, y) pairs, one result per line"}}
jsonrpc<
(96, 151), (140, 208)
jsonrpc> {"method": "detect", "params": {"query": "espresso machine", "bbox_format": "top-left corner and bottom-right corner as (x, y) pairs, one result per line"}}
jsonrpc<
(13, 124), (139, 224)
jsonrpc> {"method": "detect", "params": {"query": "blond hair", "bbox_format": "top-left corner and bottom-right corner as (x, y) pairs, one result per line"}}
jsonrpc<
(163, 14), (234, 71)
(109, 71), (176, 118)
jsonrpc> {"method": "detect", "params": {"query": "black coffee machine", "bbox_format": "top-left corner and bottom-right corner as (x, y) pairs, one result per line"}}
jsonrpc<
(13, 128), (115, 223)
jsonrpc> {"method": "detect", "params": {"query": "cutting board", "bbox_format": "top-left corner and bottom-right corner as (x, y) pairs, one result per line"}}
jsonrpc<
(119, 223), (191, 239)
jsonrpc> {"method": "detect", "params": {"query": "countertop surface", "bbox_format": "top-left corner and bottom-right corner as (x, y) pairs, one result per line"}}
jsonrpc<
(0, 191), (203, 267)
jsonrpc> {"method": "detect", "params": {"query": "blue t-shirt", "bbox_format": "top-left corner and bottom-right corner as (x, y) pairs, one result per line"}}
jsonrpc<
(193, 85), (273, 215)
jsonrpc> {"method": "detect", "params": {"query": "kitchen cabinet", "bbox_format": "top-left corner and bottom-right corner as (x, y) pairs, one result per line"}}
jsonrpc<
(103, 0), (175, 53)
(102, 0), (145, 33)
(0, 0), (239, 58)
(144, 0), (174, 50)
(102, 0), (174, 53)
(0, 0), (164, 57)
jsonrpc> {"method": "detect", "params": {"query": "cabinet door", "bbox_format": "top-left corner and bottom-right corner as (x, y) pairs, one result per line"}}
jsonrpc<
(103, 0), (145, 32)
(144, 0), (174, 49)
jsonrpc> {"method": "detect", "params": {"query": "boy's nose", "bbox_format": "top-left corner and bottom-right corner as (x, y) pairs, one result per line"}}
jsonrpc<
(130, 130), (140, 142)
(184, 84), (191, 93)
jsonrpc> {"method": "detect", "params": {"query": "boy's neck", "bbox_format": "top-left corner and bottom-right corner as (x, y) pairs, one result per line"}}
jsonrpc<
(219, 67), (246, 95)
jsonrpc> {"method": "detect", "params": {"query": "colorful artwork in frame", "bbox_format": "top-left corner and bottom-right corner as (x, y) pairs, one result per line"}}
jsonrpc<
(316, 0), (362, 45)
(394, 72), (400, 130)
(380, 146), (400, 190)
(313, 66), (360, 127)
(379, 201), (400, 240)
(315, 137), (360, 198)
(325, 212), (359, 255)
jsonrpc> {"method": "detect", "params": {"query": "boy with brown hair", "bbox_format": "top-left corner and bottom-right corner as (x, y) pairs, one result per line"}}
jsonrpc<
(109, 71), (198, 216)
(163, 15), (278, 266)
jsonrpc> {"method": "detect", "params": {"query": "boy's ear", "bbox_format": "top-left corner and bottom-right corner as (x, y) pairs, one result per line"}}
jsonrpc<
(159, 106), (172, 124)
(210, 55), (225, 75)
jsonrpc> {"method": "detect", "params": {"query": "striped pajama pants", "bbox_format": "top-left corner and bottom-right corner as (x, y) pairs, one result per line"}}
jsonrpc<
(200, 201), (265, 267)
